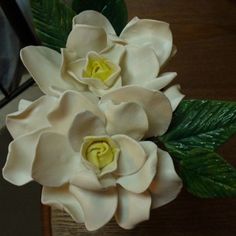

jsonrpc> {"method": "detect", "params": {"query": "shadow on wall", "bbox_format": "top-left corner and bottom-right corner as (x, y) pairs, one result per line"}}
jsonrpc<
(0, 126), (42, 236)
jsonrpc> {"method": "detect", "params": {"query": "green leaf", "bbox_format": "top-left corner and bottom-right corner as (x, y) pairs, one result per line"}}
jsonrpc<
(72, 0), (128, 35)
(30, 0), (76, 51)
(171, 148), (236, 198)
(159, 100), (236, 153)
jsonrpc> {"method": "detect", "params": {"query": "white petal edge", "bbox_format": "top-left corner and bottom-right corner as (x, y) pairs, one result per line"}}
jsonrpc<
(7, 95), (57, 139)
(70, 185), (117, 231)
(42, 185), (84, 223)
(115, 187), (151, 229)
(18, 99), (32, 111)
(101, 86), (172, 137)
(32, 132), (80, 187)
(68, 111), (106, 152)
(117, 141), (158, 193)
(120, 19), (173, 66)
(60, 48), (87, 91)
(20, 46), (72, 96)
(47, 90), (104, 134)
(120, 45), (159, 86)
(143, 72), (177, 91)
(164, 84), (185, 111)
(99, 100), (148, 140)
(73, 10), (116, 35)
(2, 128), (49, 186)
(112, 134), (146, 176)
(66, 25), (108, 58)
(150, 148), (183, 209)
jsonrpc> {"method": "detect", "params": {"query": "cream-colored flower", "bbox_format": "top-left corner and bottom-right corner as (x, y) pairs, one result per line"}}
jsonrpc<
(3, 87), (182, 230)
(20, 10), (182, 98)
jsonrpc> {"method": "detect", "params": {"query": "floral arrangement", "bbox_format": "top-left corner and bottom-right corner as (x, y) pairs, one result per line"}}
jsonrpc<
(2, 0), (236, 231)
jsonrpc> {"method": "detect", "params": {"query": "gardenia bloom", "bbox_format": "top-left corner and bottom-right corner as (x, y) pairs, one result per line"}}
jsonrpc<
(3, 87), (182, 230)
(20, 10), (181, 97)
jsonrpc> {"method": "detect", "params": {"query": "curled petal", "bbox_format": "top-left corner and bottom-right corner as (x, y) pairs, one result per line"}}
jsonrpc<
(66, 25), (107, 58)
(48, 91), (104, 134)
(101, 86), (172, 137)
(20, 46), (74, 96)
(68, 111), (106, 152)
(2, 128), (48, 186)
(73, 10), (116, 36)
(18, 99), (32, 111)
(60, 49), (87, 90)
(100, 44), (125, 65)
(112, 135), (146, 176)
(32, 132), (80, 187)
(150, 148), (183, 209)
(143, 72), (177, 91)
(164, 84), (185, 111)
(70, 185), (117, 231)
(99, 100), (148, 140)
(6, 95), (56, 139)
(120, 19), (172, 66)
(42, 185), (84, 223)
(117, 141), (158, 193)
(71, 170), (116, 191)
(115, 187), (151, 229)
(88, 76), (122, 96)
(120, 45), (159, 86)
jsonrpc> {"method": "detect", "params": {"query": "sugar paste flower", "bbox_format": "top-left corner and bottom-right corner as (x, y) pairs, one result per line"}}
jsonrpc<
(20, 10), (181, 97)
(3, 87), (182, 230)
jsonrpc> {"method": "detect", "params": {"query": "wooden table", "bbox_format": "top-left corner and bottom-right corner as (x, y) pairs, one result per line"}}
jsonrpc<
(42, 0), (236, 235)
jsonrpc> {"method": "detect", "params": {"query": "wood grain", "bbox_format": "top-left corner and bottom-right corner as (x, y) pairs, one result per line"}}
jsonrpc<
(42, 0), (236, 235)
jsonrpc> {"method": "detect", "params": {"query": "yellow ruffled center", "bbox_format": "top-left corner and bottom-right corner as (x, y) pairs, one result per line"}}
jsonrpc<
(83, 57), (115, 82)
(83, 137), (118, 170)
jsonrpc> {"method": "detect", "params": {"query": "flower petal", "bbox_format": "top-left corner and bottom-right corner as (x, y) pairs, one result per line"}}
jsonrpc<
(99, 100), (148, 140)
(100, 44), (125, 65)
(117, 141), (157, 193)
(7, 95), (57, 139)
(18, 99), (32, 111)
(101, 86), (172, 137)
(115, 187), (151, 229)
(88, 76), (122, 96)
(66, 25), (107, 58)
(120, 45), (159, 86)
(112, 135), (146, 176)
(70, 170), (103, 191)
(2, 129), (48, 186)
(71, 170), (116, 191)
(144, 72), (177, 90)
(48, 91), (104, 134)
(150, 148), (183, 209)
(164, 84), (185, 111)
(32, 132), (79, 187)
(68, 111), (106, 152)
(120, 19), (172, 66)
(20, 46), (73, 96)
(42, 185), (84, 223)
(70, 185), (117, 231)
(73, 10), (116, 35)
(60, 48), (87, 90)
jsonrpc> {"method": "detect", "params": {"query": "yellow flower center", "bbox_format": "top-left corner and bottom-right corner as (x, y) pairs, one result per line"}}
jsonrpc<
(83, 57), (115, 82)
(82, 136), (119, 170)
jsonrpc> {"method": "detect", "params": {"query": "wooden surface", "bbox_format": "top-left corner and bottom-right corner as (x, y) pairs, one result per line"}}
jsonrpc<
(42, 0), (236, 235)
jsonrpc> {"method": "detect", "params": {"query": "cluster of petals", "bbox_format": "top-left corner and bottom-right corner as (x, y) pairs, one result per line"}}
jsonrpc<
(20, 10), (182, 99)
(3, 87), (182, 230)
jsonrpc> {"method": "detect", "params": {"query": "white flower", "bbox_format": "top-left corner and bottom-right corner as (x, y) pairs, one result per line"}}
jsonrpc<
(3, 87), (182, 230)
(20, 10), (182, 98)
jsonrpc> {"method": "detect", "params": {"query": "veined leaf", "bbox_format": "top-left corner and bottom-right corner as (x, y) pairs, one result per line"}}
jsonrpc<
(72, 0), (128, 35)
(159, 100), (236, 153)
(171, 148), (236, 198)
(30, 0), (76, 51)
